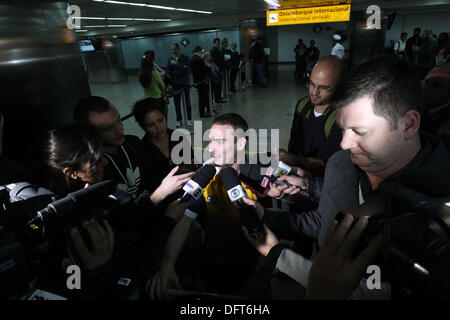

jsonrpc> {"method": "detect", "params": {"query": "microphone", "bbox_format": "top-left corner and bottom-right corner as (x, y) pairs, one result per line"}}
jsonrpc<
(239, 162), (318, 201)
(220, 166), (265, 237)
(36, 180), (116, 223)
(180, 164), (216, 203)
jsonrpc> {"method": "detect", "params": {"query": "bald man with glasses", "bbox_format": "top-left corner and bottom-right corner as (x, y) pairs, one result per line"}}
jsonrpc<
(279, 55), (345, 178)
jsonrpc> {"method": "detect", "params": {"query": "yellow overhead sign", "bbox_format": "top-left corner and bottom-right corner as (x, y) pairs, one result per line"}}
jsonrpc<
(266, 4), (351, 26)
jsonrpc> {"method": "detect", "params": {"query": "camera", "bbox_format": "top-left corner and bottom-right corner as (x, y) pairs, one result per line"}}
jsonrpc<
(0, 180), (134, 299)
(336, 191), (450, 299)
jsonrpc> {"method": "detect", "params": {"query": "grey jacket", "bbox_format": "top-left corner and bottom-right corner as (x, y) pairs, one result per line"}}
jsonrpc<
(266, 133), (450, 299)
(264, 133), (450, 247)
(414, 37), (439, 68)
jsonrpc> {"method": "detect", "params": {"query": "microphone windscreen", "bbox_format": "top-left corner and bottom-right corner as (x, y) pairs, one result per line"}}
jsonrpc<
(192, 164), (216, 188)
(220, 166), (241, 191)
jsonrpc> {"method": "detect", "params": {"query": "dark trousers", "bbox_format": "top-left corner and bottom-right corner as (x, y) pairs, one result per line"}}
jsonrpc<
(213, 72), (222, 103)
(173, 85), (192, 121)
(196, 83), (210, 116)
(230, 68), (238, 92)
(295, 59), (306, 75)
(254, 63), (265, 86)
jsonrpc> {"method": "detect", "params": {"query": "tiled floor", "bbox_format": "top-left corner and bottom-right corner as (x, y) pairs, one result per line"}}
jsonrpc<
(90, 64), (308, 153)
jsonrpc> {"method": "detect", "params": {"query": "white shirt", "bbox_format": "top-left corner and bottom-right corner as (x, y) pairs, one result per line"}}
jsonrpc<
(393, 40), (406, 53)
(331, 42), (345, 59)
(313, 110), (323, 117)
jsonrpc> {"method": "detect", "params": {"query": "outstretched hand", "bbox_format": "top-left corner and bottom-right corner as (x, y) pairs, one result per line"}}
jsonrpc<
(305, 214), (383, 300)
(151, 166), (195, 205)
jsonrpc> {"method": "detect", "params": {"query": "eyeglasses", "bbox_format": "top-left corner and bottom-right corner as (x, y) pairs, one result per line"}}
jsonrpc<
(307, 80), (333, 93)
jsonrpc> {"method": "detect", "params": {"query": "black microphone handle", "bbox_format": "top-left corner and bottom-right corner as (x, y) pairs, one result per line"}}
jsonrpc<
(273, 179), (318, 202)
(236, 199), (265, 237)
(180, 191), (192, 203)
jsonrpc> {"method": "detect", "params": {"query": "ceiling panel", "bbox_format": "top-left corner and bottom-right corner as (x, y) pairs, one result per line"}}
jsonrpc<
(67, 0), (450, 36)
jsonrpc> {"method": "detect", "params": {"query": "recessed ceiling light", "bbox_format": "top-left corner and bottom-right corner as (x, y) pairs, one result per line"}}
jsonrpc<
(264, 0), (281, 8)
(84, 25), (127, 28)
(146, 4), (176, 10)
(134, 18), (171, 21)
(98, 1), (212, 14)
(104, 1), (128, 5)
(73, 17), (106, 20)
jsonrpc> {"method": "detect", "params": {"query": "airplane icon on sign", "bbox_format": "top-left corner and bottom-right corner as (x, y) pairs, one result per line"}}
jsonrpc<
(269, 13), (278, 23)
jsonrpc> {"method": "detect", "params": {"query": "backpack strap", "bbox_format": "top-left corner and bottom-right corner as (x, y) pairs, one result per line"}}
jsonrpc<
(296, 97), (337, 138)
(324, 109), (337, 139)
(295, 96), (311, 116)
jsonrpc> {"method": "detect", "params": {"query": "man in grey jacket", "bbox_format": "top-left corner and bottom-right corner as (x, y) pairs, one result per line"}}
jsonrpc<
(244, 57), (450, 299)
(413, 29), (439, 79)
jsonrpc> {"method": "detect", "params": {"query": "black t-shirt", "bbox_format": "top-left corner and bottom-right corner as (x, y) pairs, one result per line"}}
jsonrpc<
(101, 135), (163, 233)
(190, 55), (210, 84)
(141, 130), (176, 193)
(103, 135), (150, 202)
(288, 98), (342, 172)
(141, 129), (197, 204)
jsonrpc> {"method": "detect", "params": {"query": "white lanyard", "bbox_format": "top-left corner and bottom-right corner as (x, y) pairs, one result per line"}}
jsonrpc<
(104, 145), (133, 185)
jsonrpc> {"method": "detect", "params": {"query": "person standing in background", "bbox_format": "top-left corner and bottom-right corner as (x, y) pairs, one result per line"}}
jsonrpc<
(167, 42), (192, 128)
(138, 53), (167, 118)
(249, 36), (266, 87)
(406, 27), (424, 64)
(210, 38), (224, 103)
(331, 34), (345, 60)
(305, 40), (320, 79)
(294, 38), (307, 79)
(393, 32), (408, 60)
(239, 53), (246, 87)
(412, 29), (439, 79)
(191, 46), (214, 118)
(229, 42), (240, 94)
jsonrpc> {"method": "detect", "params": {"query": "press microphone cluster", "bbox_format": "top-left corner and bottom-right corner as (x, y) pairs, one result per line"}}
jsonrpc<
(239, 161), (318, 201)
(180, 164), (216, 203)
(220, 167), (265, 238)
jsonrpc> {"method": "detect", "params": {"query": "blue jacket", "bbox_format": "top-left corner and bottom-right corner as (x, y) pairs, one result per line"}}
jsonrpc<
(167, 54), (190, 86)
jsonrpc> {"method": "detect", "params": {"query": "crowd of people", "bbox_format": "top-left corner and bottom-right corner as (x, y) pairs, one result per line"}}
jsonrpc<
(1, 32), (449, 301)
(294, 34), (342, 80)
(137, 37), (255, 129)
(390, 27), (449, 79)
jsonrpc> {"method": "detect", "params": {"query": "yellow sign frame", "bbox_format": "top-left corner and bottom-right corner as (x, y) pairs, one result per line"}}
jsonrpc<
(266, 4), (351, 26)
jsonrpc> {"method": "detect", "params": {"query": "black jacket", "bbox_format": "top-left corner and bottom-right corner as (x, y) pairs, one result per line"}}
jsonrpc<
(190, 54), (210, 84)
(210, 46), (223, 69)
(249, 42), (265, 64)
(287, 98), (342, 176)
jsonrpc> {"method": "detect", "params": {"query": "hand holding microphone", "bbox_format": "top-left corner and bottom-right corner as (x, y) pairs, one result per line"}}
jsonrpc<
(221, 167), (265, 238)
(151, 166), (195, 205)
(179, 164), (216, 203)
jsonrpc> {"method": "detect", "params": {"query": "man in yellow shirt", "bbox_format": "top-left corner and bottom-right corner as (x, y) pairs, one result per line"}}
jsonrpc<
(149, 113), (261, 297)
